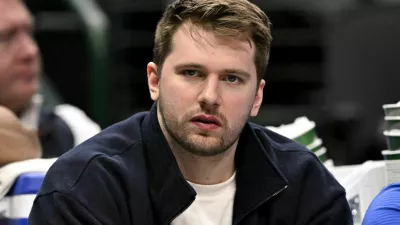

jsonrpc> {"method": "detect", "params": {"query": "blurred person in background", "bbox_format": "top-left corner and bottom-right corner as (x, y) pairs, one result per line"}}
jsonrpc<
(29, 0), (352, 224)
(0, 0), (100, 158)
(362, 182), (400, 225)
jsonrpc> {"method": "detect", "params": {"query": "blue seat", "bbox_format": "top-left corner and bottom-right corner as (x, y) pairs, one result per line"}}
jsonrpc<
(0, 172), (46, 225)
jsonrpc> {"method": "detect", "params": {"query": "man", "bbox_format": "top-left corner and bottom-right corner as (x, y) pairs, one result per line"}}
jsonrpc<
(29, 0), (353, 224)
(0, 0), (100, 159)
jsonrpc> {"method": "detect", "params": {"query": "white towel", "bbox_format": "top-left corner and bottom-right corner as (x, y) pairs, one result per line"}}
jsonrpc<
(0, 158), (57, 199)
(54, 104), (101, 146)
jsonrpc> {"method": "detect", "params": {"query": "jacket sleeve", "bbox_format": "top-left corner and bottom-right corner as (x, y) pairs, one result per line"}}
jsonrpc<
(295, 154), (353, 225)
(305, 192), (353, 225)
(29, 192), (104, 225)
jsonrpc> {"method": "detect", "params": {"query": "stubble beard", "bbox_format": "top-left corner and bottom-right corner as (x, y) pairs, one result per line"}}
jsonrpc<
(158, 96), (250, 157)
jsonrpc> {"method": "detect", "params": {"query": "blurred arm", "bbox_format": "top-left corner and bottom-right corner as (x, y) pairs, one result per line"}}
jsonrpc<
(0, 106), (41, 166)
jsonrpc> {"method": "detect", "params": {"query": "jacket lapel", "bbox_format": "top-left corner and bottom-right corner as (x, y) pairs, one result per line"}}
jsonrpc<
(233, 124), (288, 225)
(141, 104), (196, 224)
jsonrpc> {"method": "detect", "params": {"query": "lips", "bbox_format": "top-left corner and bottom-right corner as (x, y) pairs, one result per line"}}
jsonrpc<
(190, 114), (222, 127)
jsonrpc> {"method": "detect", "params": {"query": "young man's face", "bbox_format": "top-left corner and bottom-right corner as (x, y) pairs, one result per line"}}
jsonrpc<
(148, 23), (265, 156)
(0, 0), (40, 114)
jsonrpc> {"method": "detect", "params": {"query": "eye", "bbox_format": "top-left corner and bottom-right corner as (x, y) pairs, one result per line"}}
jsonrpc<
(224, 75), (242, 84)
(227, 75), (237, 82)
(0, 30), (14, 43)
(182, 70), (199, 77)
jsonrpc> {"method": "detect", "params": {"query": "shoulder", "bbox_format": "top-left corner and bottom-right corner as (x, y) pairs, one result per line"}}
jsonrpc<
(362, 182), (400, 225)
(249, 122), (312, 155)
(249, 122), (343, 190)
(37, 113), (149, 196)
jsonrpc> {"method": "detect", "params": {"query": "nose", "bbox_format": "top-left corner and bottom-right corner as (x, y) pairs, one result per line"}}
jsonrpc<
(198, 75), (221, 109)
(17, 32), (39, 63)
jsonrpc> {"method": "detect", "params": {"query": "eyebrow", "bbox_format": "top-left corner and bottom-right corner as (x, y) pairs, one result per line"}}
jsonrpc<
(0, 19), (35, 33)
(174, 63), (204, 71)
(174, 63), (252, 78)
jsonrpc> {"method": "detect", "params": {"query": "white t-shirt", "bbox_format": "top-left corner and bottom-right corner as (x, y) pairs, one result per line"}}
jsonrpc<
(172, 172), (236, 225)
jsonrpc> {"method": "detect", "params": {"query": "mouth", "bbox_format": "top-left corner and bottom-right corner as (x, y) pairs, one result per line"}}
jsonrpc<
(13, 69), (37, 82)
(190, 114), (222, 128)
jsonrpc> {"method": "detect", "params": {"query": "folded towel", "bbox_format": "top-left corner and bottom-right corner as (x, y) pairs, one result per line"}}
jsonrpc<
(54, 104), (101, 146)
(0, 158), (57, 199)
(0, 106), (42, 165)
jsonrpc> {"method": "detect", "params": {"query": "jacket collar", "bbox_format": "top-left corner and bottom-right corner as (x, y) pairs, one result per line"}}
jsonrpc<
(141, 104), (196, 224)
(141, 104), (288, 224)
(232, 123), (289, 224)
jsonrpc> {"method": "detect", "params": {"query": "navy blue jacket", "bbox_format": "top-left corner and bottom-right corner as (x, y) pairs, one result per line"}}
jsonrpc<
(29, 105), (353, 225)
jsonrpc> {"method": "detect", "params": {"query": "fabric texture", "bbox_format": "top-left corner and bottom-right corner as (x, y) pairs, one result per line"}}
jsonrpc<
(28, 104), (353, 225)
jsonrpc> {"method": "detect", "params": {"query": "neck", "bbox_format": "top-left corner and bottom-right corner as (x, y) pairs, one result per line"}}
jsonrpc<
(157, 110), (236, 185)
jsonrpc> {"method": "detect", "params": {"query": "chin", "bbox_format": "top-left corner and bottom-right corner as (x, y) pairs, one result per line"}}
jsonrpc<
(186, 146), (229, 157)
(184, 136), (227, 156)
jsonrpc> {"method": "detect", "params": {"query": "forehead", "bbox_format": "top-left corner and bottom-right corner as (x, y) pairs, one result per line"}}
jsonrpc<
(166, 23), (257, 75)
(0, 0), (32, 29)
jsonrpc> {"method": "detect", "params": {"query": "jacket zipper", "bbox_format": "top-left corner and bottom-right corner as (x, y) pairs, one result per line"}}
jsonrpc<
(234, 185), (288, 225)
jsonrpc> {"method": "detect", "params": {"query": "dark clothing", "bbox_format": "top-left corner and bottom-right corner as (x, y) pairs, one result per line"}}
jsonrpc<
(38, 110), (74, 158)
(29, 105), (353, 225)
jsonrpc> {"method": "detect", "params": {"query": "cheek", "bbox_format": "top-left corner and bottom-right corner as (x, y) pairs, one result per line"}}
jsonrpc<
(0, 72), (10, 88)
(223, 92), (254, 118)
(0, 58), (13, 84)
(0, 61), (6, 76)
(160, 78), (196, 111)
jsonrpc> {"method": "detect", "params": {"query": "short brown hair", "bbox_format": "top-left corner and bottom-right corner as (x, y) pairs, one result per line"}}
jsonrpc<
(153, 0), (272, 81)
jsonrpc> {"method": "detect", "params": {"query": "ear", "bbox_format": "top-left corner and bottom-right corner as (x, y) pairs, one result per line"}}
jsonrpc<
(147, 62), (160, 101)
(250, 79), (265, 117)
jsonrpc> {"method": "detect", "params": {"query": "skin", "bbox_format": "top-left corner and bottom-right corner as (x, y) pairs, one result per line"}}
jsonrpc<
(147, 23), (265, 185)
(0, 0), (40, 115)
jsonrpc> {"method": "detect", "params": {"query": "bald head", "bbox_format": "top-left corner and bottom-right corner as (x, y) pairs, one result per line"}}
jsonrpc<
(0, 0), (34, 25)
